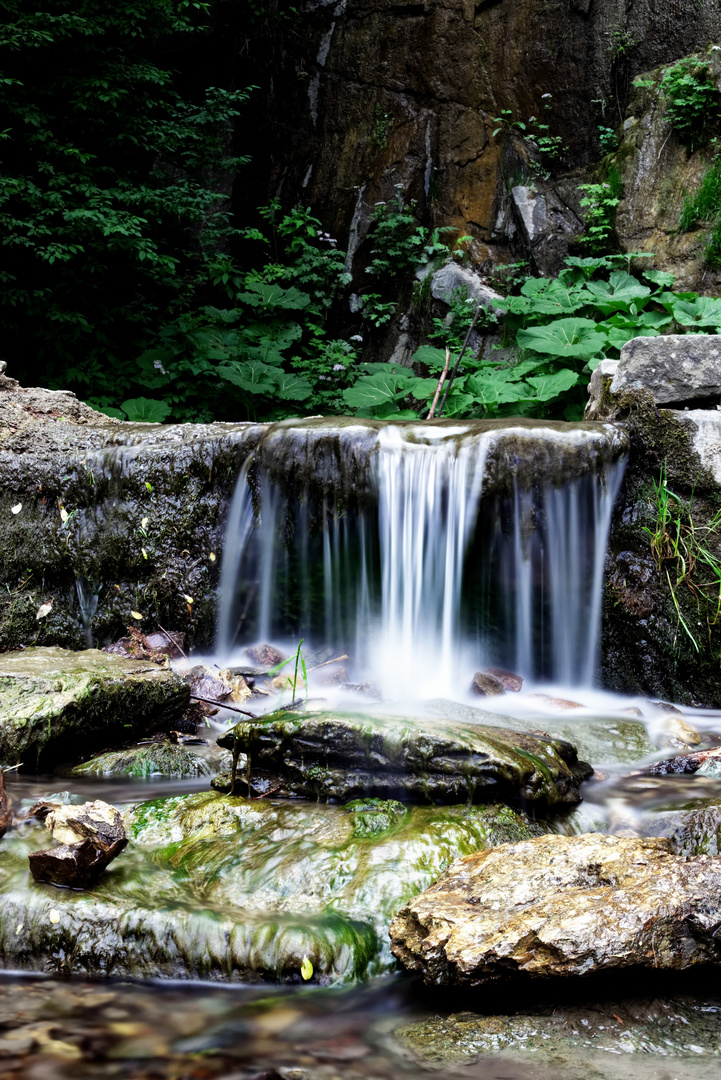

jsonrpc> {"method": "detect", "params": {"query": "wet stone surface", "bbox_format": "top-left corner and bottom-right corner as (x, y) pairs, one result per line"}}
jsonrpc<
(0, 647), (189, 769)
(215, 710), (592, 807)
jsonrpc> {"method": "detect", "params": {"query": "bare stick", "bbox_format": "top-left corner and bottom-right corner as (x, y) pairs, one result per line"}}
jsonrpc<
(427, 348), (451, 419)
(156, 623), (188, 661)
(307, 653), (349, 673)
(190, 694), (257, 718)
(437, 302), (486, 418)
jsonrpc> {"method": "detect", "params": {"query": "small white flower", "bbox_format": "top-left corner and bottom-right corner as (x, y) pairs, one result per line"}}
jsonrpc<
(350, 334), (363, 342)
(332, 363), (345, 371)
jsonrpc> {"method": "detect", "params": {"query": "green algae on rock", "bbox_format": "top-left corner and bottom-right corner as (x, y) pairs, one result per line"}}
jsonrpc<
(0, 647), (188, 770)
(0, 791), (543, 982)
(215, 710), (592, 807)
(67, 741), (231, 780)
(389, 833), (721, 986)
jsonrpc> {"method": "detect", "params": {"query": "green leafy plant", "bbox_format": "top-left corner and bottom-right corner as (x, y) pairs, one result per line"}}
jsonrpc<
(679, 156), (721, 266)
(661, 58), (721, 152)
(644, 462), (721, 654)
(598, 125), (619, 154)
(578, 168), (623, 253)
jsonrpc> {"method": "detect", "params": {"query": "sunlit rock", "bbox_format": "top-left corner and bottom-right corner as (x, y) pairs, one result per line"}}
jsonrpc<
(390, 833), (721, 985)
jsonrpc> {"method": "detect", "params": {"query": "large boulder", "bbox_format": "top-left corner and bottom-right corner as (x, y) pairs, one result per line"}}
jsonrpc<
(389, 833), (721, 986)
(610, 335), (721, 407)
(215, 710), (592, 806)
(66, 741), (231, 780)
(0, 791), (542, 982)
(0, 647), (188, 769)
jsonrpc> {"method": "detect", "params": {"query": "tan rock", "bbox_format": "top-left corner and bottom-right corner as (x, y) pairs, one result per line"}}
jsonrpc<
(390, 833), (721, 986)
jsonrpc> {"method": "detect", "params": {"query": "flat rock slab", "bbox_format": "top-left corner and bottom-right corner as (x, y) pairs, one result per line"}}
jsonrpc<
(0, 792), (542, 983)
(0, 647), (188, 769)
(389, 833), (721, 986)
(216, 711), (592, 806)
(610, 335), (721, 405)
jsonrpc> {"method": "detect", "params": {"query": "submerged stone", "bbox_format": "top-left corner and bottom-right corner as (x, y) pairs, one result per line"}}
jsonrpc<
(28, 800), (127, 890)
(0, 647), (189, 770)
(215, 710), (592, 807)
(395, 995), (721, 1068)
(0, 792), (543, 982)
(389, 833), (721, 986)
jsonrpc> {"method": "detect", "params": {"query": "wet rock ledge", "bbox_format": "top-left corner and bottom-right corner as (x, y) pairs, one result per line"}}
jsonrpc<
(215, 711), (592, 806)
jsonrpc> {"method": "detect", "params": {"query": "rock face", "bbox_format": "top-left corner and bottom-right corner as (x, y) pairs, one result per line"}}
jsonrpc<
(67, 741), (229, 779)
(215, 711), (592, 806)
(0, 791), (543, 981)
(0, 647), (188, 769)
(0, 373), (264, 651)
(245, 0), (721, 272)
(610, 335), (721, 406)
(389, 833), (721, 986)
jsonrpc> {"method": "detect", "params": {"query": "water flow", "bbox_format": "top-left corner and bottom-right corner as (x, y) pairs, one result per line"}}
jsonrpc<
(75, 577), (99, 648)
(370, 427), (486, 695)
(216, 423), (626, 693)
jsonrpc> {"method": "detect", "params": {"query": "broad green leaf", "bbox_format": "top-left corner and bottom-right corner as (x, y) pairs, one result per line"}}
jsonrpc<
(466, 370), (535, 405)
(121, 397), (171, 423)
(563, 255), (616, 275)
(442, 392), (475, 417)
(238, 280), (311, 310)
(643, 269), (676, 289)
(604, 326), (660, 350)
(581, 271), (651, 313)
(219, 359), (277, 394)
(500, 278), (584, 316)
(406, 376), (440, 399)
(342, 371), (411, 410)
(273, 372), (313, 401)
(412, 344), (451, 370)
(95, 405), (126, 420)
(516, 317), (608, 360)
(526, 369), (580, 401)
(670, 295), (721, 327)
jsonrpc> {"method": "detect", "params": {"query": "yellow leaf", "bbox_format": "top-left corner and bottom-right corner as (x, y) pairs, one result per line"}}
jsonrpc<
(184, 594), (193, 604)
(59, 506), (69, 523)
(209, 552), (216, 562)
(130, 611), (143, 621)
(141, 516), (149, 529)
(36, 600), (53, 621)
(141, 548), (148, 559)
(49, 909), (60, 925)
(300, 956), (313, 981)
(10, 503), (21, 515)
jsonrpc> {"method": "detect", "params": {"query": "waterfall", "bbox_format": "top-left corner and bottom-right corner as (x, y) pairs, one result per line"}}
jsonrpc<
(216, 419), (627, 693)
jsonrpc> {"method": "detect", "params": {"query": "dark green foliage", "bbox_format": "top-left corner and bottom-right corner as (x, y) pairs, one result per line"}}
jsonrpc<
(578, 167), (623, 253)
(0, 0), (249, 388)
(661, 58), (721, 152)
(679, 158), (721, 267)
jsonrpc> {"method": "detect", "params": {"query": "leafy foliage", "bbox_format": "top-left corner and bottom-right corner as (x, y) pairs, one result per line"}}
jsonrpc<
(679, 157), (721, 267)
(577, 168), (623, 253)
(0, 0), (251, 386)
(661, 58), (721, 152)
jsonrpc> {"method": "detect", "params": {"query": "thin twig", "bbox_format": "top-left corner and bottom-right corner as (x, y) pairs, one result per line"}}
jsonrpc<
(427, 347), (451, 419)
(307, 653), (349, 673)
(437, 302), (486, 417)
(190, 695), (257, 718)
(156, 623), (188, 661)
(252, 784), (284, 800)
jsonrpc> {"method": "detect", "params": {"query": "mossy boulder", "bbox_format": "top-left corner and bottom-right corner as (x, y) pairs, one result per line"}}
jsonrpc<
(0, 791), (543, 982)
(215, 710), (592, 807)
(66, 741), (231, 780)
(0, 647), (188, 770)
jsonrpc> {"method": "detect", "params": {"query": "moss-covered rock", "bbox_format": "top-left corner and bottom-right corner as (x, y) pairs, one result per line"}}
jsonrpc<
(0, 791), (543, 982)
(66, 741), (231, 779)
(0, 647), (188, 770)
(215, 709), (592, 807)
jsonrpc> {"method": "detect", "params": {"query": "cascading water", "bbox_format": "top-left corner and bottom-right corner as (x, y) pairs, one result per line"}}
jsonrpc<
(217, 419), (627, 694)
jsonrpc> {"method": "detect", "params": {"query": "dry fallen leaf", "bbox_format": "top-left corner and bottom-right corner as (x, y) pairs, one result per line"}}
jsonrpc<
(49, 909), (60, 925)
(130, 610), (143, 621)
(11, 503), (21, 515)
(184, 594), (193, 605)
(36, 600), (53, 621)
(59, 506), (69, 523)
(141, 516), (149, 529)
(209, 552), (216, 562)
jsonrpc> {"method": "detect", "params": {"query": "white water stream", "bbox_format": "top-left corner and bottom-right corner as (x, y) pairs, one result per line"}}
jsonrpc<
(217, 421), (626, 695)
